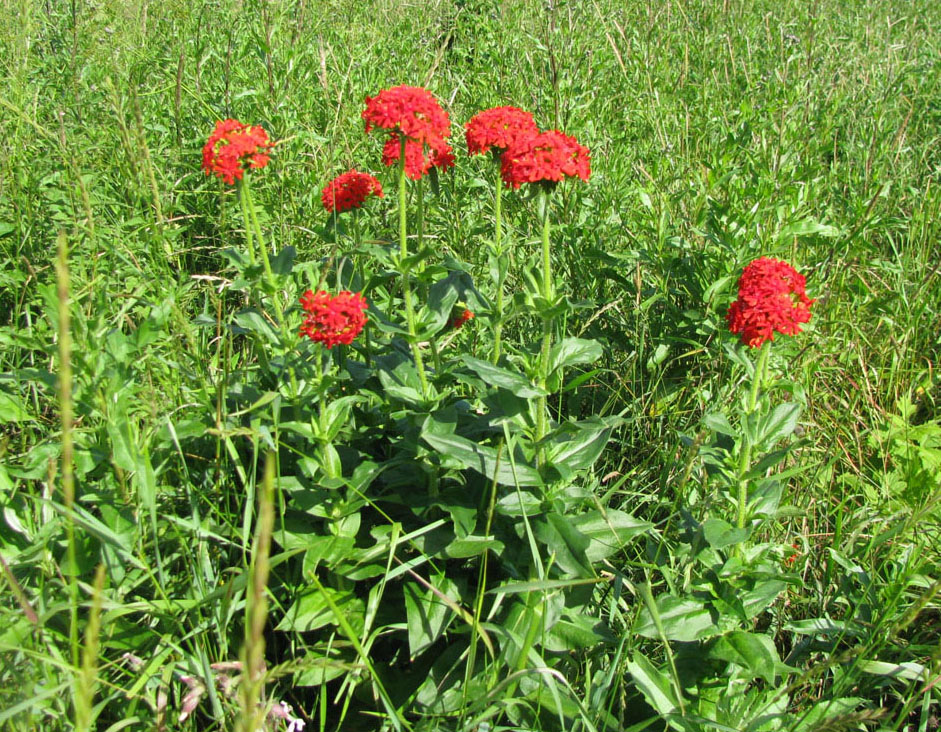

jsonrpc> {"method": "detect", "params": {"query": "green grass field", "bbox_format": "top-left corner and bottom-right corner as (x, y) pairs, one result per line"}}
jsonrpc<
(1, 0), (940, 729)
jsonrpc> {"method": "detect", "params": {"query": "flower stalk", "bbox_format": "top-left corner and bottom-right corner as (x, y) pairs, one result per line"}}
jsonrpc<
(535, 187), (553, 463)
(397, 135), (430, 399)
(490, 170), (505, 363)
(736, 340), (771, 530)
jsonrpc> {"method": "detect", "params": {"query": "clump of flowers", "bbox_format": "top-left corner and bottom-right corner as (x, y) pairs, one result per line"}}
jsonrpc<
(381, 136), (455, 180)
(299, 290), (368, 349)
(450, 308), (475, 329)
(202, 119), (274, 185)
(363, 85), (451, 150)
(501, 130), (591, 188)
(727, 257), (815, 348)
(321, 169), (384, 213)
(465, 106), (538, 156)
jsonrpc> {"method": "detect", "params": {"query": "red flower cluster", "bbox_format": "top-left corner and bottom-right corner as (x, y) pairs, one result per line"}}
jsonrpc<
(362, 85), (451, 150)
(726, 257), (815, 348)
(321, 170), (384, 213)
(450, 309), (474, 329)
(381, 136), (455, 180)
(465, 106), (539, 156)
(202, 119), (273, 185)
(299, 290), (368, 349)
(501, 130), (591, 188)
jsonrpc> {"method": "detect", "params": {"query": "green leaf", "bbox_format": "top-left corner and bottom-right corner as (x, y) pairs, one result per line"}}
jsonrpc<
(703, 412), (736, 437)
(0, 391), (32, 423)
(421, 429), (542, 487)
(546, 417), (616, 475)
(377, 354), (425, 405)
(784, 617), (865, 638)
(276, 587), (364, 633)
(233, 308), (279, 344)
(707, 631), (781, 683)
(635, 595), (730, 642)
(270, 245), (296, 275)
(548, 337), (603, 377)
(790, 698), (866, 732)
(404, 578), (455, 657)
(420, 271), (468, 334)
(741, 579), (786, 619)
(779, 218), (841, 239)
(461, 355), (546, 398)
(626, 651), (681, 716)
(702, 517), (749, 549)
(534, 513), (592, 576)
(443, 535), (503, 558)
(546, 612), (615, 651)
(571, 509), (653, 562)
(755, 403), (801, 446)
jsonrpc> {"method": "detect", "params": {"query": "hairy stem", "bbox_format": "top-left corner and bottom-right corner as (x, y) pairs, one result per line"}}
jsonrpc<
(736, 340), (771, 529)
(397, 135), (430, 399)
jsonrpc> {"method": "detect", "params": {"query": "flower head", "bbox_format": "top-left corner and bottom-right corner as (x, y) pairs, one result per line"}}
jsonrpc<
(299, 290), (368, 349)
(465, 106), (538, 156)
(381, 135), (454, 180)
(726, 257), (815, 348)
(321, 170), (384, 213)
(202, 119), (273, 185)
(501, 130), (591, 189)
(450, 308), (475, 329)
(363, 85), (450, 149)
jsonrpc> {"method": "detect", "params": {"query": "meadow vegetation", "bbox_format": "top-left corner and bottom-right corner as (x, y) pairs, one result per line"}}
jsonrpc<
(0, 0), (939, 730)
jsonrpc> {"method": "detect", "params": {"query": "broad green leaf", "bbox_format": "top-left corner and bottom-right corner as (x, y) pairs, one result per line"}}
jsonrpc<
(703, 517), (749, 549)
(534, 513), (592, 576)
(377, 354), (425, 405)
(233, 308), (279, 344)
(755, 403), (801, 446)
(546, 612), (615, 651)
(571, 509), (653, 562)
(495, 489), (542, 516)
(421, 429), (542, 487)
(858, 659), (927, 681)
(404, 578), (456, 657)
(461, 355), (546, 398)
(741, 579), (787, 619)
(443, 535), (504, 558)
(548, 337), (603, 377)
(626, 652), (681, 715)
(635, 595), (730, 642)
(779, 218), (841, 239)
(546, 417), (616, 474)
(276, 587), (364, 633)
(0, 391), (31, 423)
(703, 412), (736, 437)
(421, 271), (469, 334)
(790, 698), (866, 732)
(707, 631), (781, 683)
(270, 245), (296, 275)
(784, 618), (865, 638)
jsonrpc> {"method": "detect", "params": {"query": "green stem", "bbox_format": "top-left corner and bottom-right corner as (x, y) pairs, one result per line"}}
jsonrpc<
(418, 172), (442, 375)
(736, 340), (771, 529)
(491, 170), (505, 364)
(242, 178), (273, 281)
(397, 135), (430, 399)
(237, 180), (257, 266)
(241, 177), (287, 333)
(535, 189), (553, 465)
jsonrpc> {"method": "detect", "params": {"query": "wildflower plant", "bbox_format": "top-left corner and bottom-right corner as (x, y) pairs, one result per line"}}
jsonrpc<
(465, 106), (539, 362)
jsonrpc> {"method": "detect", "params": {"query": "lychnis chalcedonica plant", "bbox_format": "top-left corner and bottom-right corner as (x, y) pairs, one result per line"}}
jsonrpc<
(194, 86), (640, 731)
